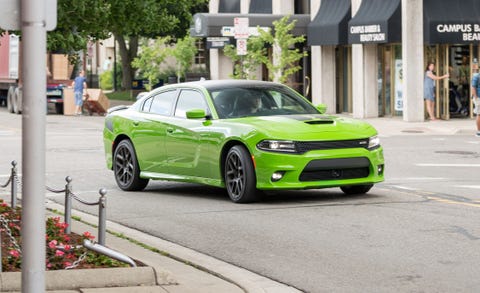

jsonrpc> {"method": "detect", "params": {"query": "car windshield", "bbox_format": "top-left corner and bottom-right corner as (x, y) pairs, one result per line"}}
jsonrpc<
(209, 86), (319, 119)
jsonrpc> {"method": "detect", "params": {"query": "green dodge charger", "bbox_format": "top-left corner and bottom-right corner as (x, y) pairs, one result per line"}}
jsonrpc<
(103, 80), (384, 203)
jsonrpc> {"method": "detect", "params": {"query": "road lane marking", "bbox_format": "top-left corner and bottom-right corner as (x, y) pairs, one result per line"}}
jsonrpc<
(416, 163), (480, 167)
(455, 185), (480, 189)
(427, 196), (480, 208)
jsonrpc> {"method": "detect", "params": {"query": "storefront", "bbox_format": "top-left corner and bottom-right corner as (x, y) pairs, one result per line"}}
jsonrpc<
(424, 0), (480, 119)
(348, 0), (402, 118)
(308, 0), (352, 113)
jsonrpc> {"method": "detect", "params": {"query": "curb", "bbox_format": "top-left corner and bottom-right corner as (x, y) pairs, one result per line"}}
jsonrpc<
(0, 267), (157, 292)
(45, 200), (302, 293)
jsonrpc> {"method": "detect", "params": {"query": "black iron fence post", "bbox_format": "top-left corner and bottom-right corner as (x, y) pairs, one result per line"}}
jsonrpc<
(64, 176), (72, 234)
(10, 160), (17, 209)
(98, 188), (107, 246)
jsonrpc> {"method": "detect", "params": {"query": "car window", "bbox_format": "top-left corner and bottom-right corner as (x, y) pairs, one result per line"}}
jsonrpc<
(174, 90), (208, 118)
(209, 86), (318, 118)
(149, 90), (177, 115)
(142, 97), (153, 112)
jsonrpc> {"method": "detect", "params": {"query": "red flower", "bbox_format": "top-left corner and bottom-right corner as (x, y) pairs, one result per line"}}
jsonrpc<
(48, 240), (58, 249)
(55, 250), (65, 257)
(83, 231), (95, 240)
(63, 261), (72, 268)
(9, 250), (20, 258)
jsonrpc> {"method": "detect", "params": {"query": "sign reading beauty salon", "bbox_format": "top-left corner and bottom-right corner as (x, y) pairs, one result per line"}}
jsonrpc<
(349, 24), (387, 43)
(427, 23), (480, 44)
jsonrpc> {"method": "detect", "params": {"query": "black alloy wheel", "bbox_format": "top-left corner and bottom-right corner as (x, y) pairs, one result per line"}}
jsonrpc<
(224, 145), (258, 203)
(113, 140), (149, 191)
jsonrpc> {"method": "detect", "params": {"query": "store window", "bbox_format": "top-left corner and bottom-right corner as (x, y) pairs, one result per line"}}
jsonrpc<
(378, 44), (402, 117)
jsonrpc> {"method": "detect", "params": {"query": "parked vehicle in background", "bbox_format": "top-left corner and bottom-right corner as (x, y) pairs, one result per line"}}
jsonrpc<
(103, 80), (385, 203)
(0, 32), (73, 114)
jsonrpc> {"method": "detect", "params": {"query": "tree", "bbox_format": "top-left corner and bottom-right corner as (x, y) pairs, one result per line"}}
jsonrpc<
(170, 35), (198, 82)
(107, 0), (207, 89)
(223, 35), (266, 80)
(131, 37), (171, 91)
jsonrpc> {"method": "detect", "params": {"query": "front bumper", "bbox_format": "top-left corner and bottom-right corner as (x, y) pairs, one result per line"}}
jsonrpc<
(253, 147), (384, 190)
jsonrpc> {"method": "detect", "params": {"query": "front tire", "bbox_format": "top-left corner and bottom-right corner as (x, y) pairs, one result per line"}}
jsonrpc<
(113, 140), (149, 191)
(340, 184), (373, 195)
(224, 145), (258, 203)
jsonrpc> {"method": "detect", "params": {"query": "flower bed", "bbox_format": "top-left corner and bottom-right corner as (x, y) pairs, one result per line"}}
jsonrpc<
(0, 199), (130, 271)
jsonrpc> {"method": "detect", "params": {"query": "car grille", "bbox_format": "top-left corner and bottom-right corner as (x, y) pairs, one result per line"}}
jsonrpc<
(296, 139), (369, 153)
(299, 157), (371, 182)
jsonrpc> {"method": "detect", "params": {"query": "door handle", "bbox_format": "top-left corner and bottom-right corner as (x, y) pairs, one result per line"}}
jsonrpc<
(133, 121), (139, 126)
(166, 128), (174, 133)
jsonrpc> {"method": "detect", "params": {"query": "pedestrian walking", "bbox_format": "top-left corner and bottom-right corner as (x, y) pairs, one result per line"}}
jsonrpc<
(71, 70), (88, 115)
(424, 62), (449, 121)
(470, 64), (480, 137)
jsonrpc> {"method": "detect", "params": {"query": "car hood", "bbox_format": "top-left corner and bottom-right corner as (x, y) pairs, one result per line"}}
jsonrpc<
(230, 114), (377, 140)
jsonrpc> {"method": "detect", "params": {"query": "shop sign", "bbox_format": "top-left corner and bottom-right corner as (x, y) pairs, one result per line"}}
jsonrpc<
(432, 23), (480, 43)
(394, 59), (403, 112)
(206, 37), (231, 49)
(221, 26), (270, 37)
(349, 24), (386, 43)
(234, 17), (249, 39)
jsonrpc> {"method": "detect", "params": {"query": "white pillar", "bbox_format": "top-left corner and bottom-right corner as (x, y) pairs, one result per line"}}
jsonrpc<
(241, 0), (250, 13)
(273, 0), (294, 14)
(402, 0), (424, 121)
(209, 0), (219, 13)
(351, 0), (378, 118)
(311, 46), (336, 113)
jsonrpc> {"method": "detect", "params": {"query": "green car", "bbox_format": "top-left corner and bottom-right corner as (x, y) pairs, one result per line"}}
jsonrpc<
(103, 80), (384, 203)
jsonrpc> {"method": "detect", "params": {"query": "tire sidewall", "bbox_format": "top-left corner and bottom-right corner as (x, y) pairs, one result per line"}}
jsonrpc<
(225, 145), (257, 203)
(114, 140), (144, 191)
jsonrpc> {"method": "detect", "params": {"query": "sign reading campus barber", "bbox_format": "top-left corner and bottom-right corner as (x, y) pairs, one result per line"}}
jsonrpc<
(349, 24), (386, 43)
(429, 23), (480, 43)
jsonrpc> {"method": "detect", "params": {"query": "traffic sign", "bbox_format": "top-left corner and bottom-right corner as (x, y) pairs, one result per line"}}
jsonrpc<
(237, 38), (247, 55)
(234, 17), (249, 39)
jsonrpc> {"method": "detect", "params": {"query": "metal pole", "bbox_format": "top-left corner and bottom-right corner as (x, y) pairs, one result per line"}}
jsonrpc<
(98, 188), (107, 245)
(64, 176), (72, 234)
(21, 0), (47, 290)
(10, 160), (17, 209)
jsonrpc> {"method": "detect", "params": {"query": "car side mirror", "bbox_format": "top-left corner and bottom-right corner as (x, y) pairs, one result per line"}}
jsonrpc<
(315, 104), (327, 114)
(186, 109), (207, 119)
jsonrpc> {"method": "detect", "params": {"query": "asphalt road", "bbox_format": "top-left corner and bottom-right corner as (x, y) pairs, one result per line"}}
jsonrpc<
(1, 108), (480, 292)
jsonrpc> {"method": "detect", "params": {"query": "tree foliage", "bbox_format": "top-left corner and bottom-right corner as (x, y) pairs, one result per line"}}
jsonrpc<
(224, 16), (307, 84)
(132, 37), (171, 91)
(223, 35), (266, 80)
(107, 0), (207, 89)
(170, 35), (198, 82)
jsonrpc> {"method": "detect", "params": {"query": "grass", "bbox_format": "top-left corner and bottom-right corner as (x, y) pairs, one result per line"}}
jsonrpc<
(105, 91), (135, 101)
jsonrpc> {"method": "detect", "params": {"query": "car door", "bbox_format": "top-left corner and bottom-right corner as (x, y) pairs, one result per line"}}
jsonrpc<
(165, 89), (213, 178)
(131, 90), (177, 174)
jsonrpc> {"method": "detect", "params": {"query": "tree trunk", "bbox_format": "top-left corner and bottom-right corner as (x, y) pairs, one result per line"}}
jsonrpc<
(114, 33), (139, 90)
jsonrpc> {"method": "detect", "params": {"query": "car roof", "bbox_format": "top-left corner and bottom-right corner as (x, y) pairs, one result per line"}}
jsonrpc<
(162, 79), (283, 91)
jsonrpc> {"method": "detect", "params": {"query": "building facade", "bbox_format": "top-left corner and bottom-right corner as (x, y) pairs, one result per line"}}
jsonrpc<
(191, 0), (479, 121)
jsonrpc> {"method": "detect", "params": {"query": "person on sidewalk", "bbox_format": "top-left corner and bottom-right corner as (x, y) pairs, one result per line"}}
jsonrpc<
(470, 65), (480, 137)
(424, 62), (449, 121)
(72, 70), (88, 115)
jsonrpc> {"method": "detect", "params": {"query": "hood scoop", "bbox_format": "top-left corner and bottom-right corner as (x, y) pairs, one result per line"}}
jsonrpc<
(304, 119), (334, 125)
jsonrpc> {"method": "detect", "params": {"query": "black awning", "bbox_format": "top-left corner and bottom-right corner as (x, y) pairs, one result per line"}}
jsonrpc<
(190, 13), (310, 38)
(307, 0), (351, 46)
(249, 0), (272, 14)
(348, 0), (401, 44)
(219, 0), (240, 13)
(424, 0), (480, 44)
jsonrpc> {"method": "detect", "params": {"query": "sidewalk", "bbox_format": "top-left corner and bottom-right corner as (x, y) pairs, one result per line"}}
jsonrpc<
(359, 116), (476, 136)
(0, 199), (301, 293)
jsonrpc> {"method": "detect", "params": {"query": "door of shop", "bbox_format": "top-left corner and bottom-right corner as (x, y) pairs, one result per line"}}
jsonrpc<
(427, 44), (478, 120)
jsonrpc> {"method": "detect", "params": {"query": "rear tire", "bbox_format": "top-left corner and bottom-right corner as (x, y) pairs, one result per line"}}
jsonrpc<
(113, 140), (149, 191)
(224, 145), (258, 203)
(340, 184), (373, 195)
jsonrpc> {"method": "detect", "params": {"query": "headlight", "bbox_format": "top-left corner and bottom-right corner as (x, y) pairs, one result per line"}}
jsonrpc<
(368, 135), (380, 150)
(257, 140), (297, 153)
